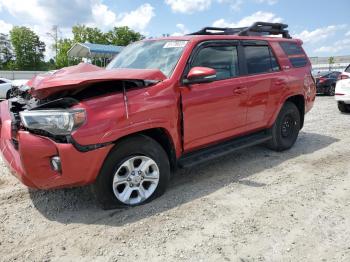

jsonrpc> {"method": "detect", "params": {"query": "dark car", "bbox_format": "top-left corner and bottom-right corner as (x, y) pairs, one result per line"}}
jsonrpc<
(315, 71), (341, 96)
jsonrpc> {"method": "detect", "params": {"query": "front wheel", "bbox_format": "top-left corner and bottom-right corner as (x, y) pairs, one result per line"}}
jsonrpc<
(93, 135), (170, 209)
(267, 101), (301, 151)
(6, 89), (12, 99)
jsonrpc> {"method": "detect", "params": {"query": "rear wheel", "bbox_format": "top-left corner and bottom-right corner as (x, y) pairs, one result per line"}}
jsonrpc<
(267, 101), (301, 151)
(93, 135), (170, 209)
(327, 84), (335, 96)
(338, 102), (350, 113)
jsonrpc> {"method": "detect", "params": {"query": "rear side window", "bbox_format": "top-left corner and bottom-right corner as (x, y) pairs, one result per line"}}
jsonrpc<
(289, 57), (308, 68)
(279, 42), (308, 68)
(0, 80), (4, 84)
(192, 45), (239, 80)
(279, 42), (304, 55)
(244, 45), (280, 74)
(346, 65), (350, 73)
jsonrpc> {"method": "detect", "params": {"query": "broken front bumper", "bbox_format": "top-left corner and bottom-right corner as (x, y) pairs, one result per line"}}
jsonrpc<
(0, 100), (113, 189)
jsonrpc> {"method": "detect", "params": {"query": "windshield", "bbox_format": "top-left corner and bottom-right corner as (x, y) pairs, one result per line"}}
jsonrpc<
(106, 40), (188, 77)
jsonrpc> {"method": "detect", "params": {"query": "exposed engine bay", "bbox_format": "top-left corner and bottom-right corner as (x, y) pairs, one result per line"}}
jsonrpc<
(7, 79), (154, 147)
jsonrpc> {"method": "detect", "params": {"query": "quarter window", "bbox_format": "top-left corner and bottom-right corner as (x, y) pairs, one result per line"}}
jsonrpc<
(191, 45), (239, 80)
(279, 42), (308, 68)
(289, 57), (308, 68)
(279, 42), (304, 55)
(244, 46), (279, 74)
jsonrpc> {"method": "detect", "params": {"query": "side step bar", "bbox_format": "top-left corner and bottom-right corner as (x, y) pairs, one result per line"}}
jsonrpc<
(178, 130), (272, 168)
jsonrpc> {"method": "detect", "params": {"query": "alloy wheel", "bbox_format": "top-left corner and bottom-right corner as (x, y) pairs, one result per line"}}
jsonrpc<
(112, 156), (160, 205)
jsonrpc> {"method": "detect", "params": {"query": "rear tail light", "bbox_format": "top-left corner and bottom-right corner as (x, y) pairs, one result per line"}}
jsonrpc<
(319, 77), (326, 83)
(338, 74), (349, 80)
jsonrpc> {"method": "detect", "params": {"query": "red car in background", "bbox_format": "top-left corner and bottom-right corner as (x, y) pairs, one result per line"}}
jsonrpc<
(0, 22), (316, 209)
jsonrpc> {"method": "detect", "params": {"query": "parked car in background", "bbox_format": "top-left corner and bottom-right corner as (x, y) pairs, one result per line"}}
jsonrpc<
(0, 78), (12, 99)
(335, 78), (350, 113)
(338, 64), (350, 80)
(315, 71), (341, 96)
(0, 22), (316, 209)
(0, 78), (29, 99)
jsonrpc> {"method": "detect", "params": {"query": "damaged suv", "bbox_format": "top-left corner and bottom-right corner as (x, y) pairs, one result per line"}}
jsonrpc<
(0, 22), (315, 208)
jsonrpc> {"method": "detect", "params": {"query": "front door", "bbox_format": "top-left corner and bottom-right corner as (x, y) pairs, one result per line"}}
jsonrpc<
(180, 42), (248, 152)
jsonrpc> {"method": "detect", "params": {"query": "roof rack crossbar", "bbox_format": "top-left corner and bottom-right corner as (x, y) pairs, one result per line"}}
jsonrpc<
(189, 22), (291, 39)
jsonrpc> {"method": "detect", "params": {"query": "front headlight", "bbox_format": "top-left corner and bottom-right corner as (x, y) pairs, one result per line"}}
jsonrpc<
(19, 109), (86, 136)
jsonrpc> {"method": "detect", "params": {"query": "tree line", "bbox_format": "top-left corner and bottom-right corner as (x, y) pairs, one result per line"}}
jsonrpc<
(0, 25), (143, 71)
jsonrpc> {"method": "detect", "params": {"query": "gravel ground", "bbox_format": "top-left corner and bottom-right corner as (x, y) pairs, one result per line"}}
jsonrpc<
(0, 96), (349, 262)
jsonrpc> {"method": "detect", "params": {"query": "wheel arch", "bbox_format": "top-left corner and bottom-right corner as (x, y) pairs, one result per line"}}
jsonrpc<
(111, 128), (178, 171)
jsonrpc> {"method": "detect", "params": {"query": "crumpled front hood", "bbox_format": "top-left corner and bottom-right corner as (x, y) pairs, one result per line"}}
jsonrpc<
(27, 63), (167, 99)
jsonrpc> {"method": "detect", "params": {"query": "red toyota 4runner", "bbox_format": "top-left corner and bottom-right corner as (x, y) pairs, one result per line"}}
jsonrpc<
(0, 22), (316, 208)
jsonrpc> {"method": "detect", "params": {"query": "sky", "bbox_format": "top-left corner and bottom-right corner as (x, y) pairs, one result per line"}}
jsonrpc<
(0, 0), (349, 59)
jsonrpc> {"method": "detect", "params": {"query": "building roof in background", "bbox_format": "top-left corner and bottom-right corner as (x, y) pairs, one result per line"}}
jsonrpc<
(68, 43), (124, 58)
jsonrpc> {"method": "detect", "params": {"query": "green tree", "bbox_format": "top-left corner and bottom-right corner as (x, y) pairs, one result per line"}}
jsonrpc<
(10, 26), (45, 70)
(0, 33), (14, 69)
(106, 26), (144, 46)
(72, 25), (108, 44)
(56, 38), (81, 68)
(54, 25), (144, 69)
(328, 56), (335, 70)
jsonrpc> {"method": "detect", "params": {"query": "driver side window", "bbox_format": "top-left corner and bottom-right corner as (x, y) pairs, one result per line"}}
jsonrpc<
(191, 45), (239, 81)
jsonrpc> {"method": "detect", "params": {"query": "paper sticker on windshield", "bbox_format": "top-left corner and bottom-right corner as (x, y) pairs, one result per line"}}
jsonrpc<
(163, 41), (187, 48)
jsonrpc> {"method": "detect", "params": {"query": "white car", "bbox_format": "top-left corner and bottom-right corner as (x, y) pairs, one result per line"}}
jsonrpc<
(339, 64), (350, 79)
(335, 78), (350, 113)
(0, 78), (28, 99)
(0, 78), (12, 99)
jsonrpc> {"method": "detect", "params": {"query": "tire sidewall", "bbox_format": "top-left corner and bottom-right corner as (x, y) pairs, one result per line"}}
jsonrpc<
(271, 102), (301, 151)
(328, 84), (335, 96)
(93, 135), (170, 209)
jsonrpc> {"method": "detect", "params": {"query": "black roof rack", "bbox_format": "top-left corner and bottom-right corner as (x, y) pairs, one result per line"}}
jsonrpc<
(189, 22), (291, 39)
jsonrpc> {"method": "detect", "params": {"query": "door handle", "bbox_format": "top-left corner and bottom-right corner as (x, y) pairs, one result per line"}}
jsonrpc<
(233, 87), (248, 95)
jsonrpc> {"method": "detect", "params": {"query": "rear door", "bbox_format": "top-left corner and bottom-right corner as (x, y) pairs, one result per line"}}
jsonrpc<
(180, 41), (248, 152)
(239, 40), (284, 129)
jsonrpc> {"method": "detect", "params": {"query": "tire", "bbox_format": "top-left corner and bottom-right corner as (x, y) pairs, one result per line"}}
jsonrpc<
(93, 135), (170, 209)
(338, 102), (350, 113)
(6, 90), (11, 99)
(267, 101), (301, 151)
(327, 84), (335, 96)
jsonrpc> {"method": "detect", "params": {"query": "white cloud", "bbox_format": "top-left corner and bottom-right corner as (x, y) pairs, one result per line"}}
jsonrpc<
(218, 0), (243, 11)
(294, 25), (346, 44)
(0, 20), (13, 34)
(0, 1), (156, 59)
(171, 23), (190, 36)
(0, 1), (155, 31)
(255, 0), (278, 5)
(165, 0), (212, 14)
(91, 1), (117, 29)
(213, 11), (282, 27)
(116, 3), (155, 32)
(0, 0), (90, 26)
(315, 38), (350, 54)
(346, 31), (350, 37)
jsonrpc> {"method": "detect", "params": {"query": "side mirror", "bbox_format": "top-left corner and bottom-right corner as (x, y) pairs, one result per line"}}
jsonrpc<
(183, 67), (217, 85)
